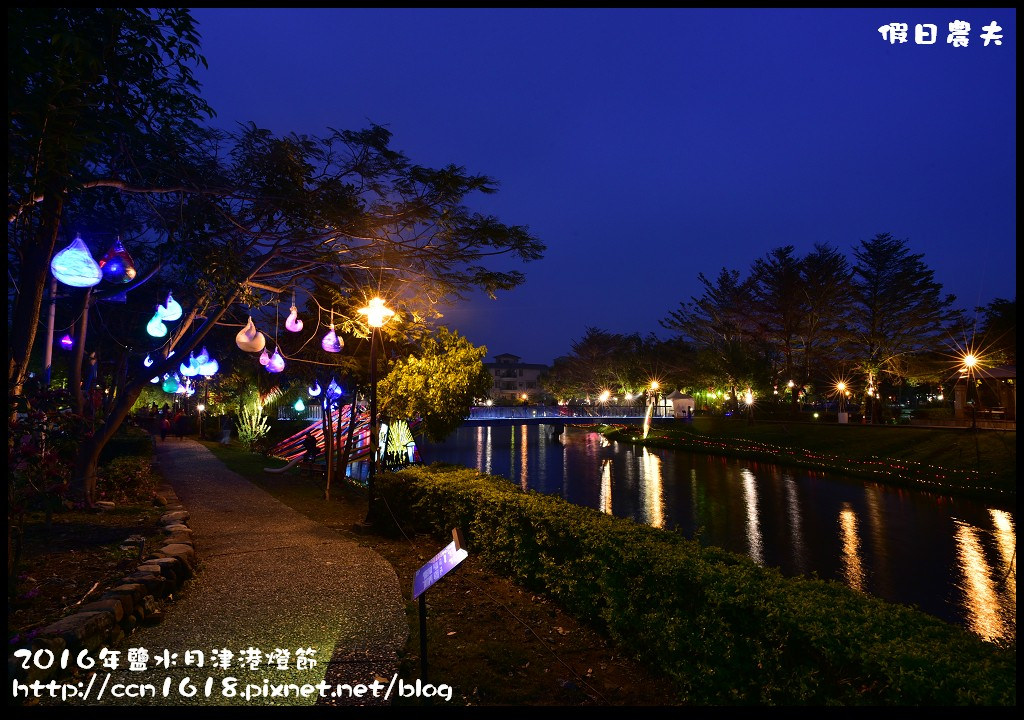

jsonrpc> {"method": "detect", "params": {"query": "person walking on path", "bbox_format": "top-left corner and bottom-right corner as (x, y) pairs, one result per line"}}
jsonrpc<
(173, 409), (186, 440)
(302, 431), (319, 476)
(160, 413), (171, 442)
(147, 406), (159, 447)
(219, 414), (232, 445)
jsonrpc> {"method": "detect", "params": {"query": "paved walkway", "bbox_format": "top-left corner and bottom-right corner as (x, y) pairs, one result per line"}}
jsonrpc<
(84, 438), (407, 707)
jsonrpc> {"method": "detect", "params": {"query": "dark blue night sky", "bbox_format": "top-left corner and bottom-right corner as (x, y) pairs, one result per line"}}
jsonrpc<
(190, 8), (1016, 365)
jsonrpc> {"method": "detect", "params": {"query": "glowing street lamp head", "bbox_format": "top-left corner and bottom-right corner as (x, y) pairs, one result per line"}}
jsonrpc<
(836, 381), (846, 393)
(197, 404), (206, 413)
(744, 390), (754, 406)
(963, 353), (978, 371)
(358, 297), (394, 328)
(599, 390), (611, 403)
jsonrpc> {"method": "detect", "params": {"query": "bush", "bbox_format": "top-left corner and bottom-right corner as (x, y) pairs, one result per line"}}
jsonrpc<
(95, 456), (160, 504)
(98, 426), (153, 464)
(377, 465), (1015, 705)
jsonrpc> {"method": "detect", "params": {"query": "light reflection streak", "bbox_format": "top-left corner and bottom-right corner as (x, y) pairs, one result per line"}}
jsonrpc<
(520, 424), (528, 490)
(741, 469), (763, 565)
(988, 509), (1016, 610)
(475, 426), (484, 473)
(839, 503), (865, 592)
(954, 519), (1005, 642)
(599, 459), (612, 515)
(484, 426), (492, 475)
(640, 447), (664, 528)
(782, 473), (806, 574)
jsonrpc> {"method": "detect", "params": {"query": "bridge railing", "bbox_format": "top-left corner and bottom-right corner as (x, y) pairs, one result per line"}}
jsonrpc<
(466, 405), (670, 420)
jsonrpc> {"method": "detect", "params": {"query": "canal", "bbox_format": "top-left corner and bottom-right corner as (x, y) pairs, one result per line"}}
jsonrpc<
(417, 423), (1016, 644)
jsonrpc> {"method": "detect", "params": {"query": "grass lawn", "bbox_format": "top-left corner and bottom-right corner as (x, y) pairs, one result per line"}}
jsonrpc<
(603, 417), (1015, 504)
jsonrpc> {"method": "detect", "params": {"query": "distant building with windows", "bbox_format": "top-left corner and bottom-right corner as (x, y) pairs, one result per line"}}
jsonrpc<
(484, 353), (550, 403)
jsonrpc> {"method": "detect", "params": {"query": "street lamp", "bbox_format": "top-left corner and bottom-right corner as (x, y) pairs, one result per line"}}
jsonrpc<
(197, 403), (205, 438)
(357, 297), (394, 527)
(962, 352), (978, 430)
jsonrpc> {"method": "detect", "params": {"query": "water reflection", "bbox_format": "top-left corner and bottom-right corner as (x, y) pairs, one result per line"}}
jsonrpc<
(640, 448), (664, 528)
(741, 469), (763, 565)
(989, 509), (1016, 611)
(600, 459), (613, 515)
(839, 502), (865, 592)
(954, 519), (1005, 642)
(420, 424), (1016, 643)
(783, 473), (806, 574)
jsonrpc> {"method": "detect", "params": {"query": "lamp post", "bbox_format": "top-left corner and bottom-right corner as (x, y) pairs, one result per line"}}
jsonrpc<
(357, 297), (394, 527)
(197, 403), (205, 438)
(963, 353), (978, 430)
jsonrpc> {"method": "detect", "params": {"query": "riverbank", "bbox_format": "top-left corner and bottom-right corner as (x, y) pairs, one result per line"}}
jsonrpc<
(597, 418), (1016, 507)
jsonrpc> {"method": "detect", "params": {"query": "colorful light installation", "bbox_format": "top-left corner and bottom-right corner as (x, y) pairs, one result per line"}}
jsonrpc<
(59, 334), (74, 350)
(266, 348), (285, 373)
(285, 292), (303, 333)
(157, 292), (182, 322)
(50, 235), (102, 288)
(293, 398), (306, 413)
(146, 308), (168, 338)
(197, 357), (219, 377)
(308, 381), (322, 397)
(326, 378), (343, 401)
(150, 375), (160, 383)
(98, 238), (137, 284)
(321, 326), (342, 353)
(259, 349), (270, 366)
(162, 374), (179, 393)
(235, 317), (266, 352)
(143, 354), (154, 368)
(180, 354), (200, 377)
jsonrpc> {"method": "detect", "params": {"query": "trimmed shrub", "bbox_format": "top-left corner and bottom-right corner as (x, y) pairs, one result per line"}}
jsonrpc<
(377, 464), (1015, 705)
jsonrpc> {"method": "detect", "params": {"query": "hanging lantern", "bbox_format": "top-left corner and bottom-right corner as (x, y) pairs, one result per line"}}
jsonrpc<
(176, 378), (191, 395)
(59, 334), (74, 350)
(308, 381), (322, 397)
(266, 348), (285, 373)
(180, 354), (200, 377)
(157, 292), (182, 322)
(294, 398), (305, 413)
(321, 326), (343, 353)
(326, 378), (343, 400)
(143, 354), (154, 368)
(162, 374), (179, 393)
(147, 308), (168, 338)
(198, 358), (219, 377)
(235, 316), (266, 352)
(150, 376), (160, 384)
(195, 347), (210, 365)
(98, 237), (137, 284)
(285, 306), (303, 332)
(50, 235), (102, 288)
(259, 349), (270, 366)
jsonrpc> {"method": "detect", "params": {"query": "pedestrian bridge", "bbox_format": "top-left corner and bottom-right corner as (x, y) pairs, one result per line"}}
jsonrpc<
(462, 405), (676, 427)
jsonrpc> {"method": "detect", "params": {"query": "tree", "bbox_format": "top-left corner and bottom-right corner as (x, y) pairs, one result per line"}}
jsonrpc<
(377, 327), (492, 441)
(749, 247), (804, 415)
(848, 233), (956, 422)
(977, 297), (1016, 366)
(8, 8), (213, 401)
(661, 268), (768, 411)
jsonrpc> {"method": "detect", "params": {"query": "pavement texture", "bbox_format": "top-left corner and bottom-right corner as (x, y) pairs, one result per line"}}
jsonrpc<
(80, 438), (408, 707)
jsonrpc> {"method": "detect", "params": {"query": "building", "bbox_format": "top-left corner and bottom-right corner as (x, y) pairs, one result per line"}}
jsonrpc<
(484, 353), (550, 403)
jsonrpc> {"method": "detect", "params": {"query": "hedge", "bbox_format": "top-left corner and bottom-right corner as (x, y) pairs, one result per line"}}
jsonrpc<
(376, 464), (1015, 706)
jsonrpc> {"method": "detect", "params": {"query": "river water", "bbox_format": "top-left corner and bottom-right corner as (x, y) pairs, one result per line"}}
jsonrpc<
(418, 423), (1016, 644)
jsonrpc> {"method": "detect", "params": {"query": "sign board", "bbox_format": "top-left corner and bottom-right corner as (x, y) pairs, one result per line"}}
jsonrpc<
(412, 528), (467, 600)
